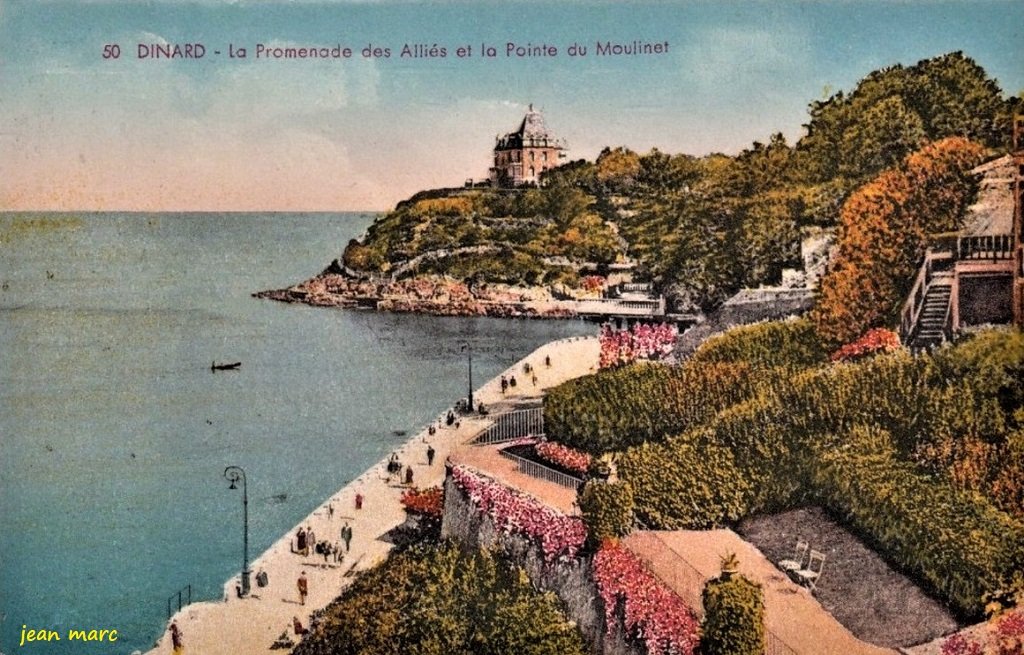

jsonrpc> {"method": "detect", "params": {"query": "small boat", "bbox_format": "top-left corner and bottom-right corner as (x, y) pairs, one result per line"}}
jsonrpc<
(211, 361), (242, 371)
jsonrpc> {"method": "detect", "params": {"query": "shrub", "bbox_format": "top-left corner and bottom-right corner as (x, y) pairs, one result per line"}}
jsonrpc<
(599, 322), (678, 369)
(400, 486), (443, 518)
(619, 434), (751, 529)
(579, 480), (634, 546)
(701, 564), (766, 655)
(830, 327), (901, 362)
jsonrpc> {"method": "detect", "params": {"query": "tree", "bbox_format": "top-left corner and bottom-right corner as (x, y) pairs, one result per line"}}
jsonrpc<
(596, 146), (641, 193)
(811, 137), (984, 346)
(839, 95), (926, 179)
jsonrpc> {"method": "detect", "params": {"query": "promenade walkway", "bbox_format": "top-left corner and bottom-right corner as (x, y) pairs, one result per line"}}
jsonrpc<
(146, 336), (599, 655)
(623, 531), (897, 655)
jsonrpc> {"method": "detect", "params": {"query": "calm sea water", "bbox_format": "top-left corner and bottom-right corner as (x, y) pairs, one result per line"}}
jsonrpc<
(0, 212), (593, 654)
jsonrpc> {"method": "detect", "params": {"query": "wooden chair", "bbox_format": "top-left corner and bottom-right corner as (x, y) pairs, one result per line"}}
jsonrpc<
(777, 539), (808, 573)
(794, 549), (826, 590)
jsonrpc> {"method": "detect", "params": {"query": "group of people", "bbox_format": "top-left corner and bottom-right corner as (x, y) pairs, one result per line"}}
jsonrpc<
(385, 452), (415, 483)
(500, 374), (518, 394)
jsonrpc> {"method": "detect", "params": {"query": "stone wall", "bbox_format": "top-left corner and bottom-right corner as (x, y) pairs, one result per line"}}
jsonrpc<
(440, 470), (642, 655)
(673, 288), (815, 359)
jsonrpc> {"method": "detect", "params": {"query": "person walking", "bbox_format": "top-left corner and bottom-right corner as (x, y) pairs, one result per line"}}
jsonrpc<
(341, 523), (352, 552)
(297, 571), (308, 606)
(170, 622), (183, 654)
(427, 444), (436, 466)
(404, 465), (414, 486)
(500, 376), (508, 394)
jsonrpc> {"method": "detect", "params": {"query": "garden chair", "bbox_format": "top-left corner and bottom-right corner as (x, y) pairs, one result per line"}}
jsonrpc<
(794, 549), (826, 591)
(777, 539), (808, 573)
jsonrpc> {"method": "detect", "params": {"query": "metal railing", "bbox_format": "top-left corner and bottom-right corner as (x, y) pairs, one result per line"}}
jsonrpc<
(766, 631), (800, 655)
(499, 450), (583, 489)
(166, 584), (192, 618)
(957, 234), (1014, 260)
(473, 407), (545, 445)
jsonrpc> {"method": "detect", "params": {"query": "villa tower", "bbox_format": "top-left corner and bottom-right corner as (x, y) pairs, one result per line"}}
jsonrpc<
(489, 105), (566, 187)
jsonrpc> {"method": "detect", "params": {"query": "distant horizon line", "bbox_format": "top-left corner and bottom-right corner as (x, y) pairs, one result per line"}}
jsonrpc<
(0, 208), (387, 215)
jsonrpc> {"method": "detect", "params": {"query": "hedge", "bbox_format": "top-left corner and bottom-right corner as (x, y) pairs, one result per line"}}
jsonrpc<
(543, 361), (761, 454)
(618, 433), (751, 529)
(812, 425), (1024, 617)
(689, 318), (827, 370)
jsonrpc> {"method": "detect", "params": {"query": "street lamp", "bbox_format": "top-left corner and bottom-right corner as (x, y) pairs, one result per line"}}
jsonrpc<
(461, 342), (473, 412)
(223, 465), (250, 597)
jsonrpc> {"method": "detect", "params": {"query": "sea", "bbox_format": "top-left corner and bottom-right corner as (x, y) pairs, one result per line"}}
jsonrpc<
(0, 212), (594, 654)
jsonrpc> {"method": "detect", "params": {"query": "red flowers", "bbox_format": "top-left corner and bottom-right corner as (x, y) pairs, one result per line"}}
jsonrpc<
(535, 441), (593, 475)
(593, 541), (700, 655)
(450, 465), (587, 562)
(400, 486), (444, 518)
(830, 327), (901, 362)
(600, 322), (679, 369)
(582, 275), (608, 293)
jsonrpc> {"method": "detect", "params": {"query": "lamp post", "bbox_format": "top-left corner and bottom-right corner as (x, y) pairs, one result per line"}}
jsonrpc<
(223, 465), (250, 597)
(461, 342), (473, 412)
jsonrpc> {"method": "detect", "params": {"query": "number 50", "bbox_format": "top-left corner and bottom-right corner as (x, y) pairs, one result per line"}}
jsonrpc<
(102, 44), (121, 59)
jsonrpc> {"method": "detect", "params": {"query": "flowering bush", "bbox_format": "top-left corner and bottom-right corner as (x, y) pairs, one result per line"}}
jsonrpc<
(582, 275), (607, 294)
(940, 610), (1024, 655)
(450, 465), (587, 562)
(830, 327), (901, 362)
(599, 322), (678, 369)
(535, 441), (593, 475)
(593, 541), (699, 655)
(400, 486), (443, 518)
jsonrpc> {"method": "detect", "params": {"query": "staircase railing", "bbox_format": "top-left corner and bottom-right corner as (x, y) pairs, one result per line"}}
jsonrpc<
(899, 251), (952, 342)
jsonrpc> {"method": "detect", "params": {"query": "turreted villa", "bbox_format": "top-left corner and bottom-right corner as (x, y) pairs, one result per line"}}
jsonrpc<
(489, 105), (567, 187)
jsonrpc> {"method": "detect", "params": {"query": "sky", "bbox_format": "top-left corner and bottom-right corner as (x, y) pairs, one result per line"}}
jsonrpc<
(1, 0), (1022, 212)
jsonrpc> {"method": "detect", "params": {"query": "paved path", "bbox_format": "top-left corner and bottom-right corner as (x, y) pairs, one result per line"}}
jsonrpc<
(146, 336), (599, 655)
(624, 531), (897, 655)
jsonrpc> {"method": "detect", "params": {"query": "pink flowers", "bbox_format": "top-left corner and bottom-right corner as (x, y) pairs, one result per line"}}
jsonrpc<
(535, 441), (593, 475)
(830, 327), (901, 362)
(600, 322), (679, 369)
(593, 541), (700, 655)
(940, 610), (1024, 655)
(450, 465), (587, 562)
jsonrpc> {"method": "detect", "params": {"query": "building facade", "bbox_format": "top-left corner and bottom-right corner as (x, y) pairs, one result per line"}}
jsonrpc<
(489, 105), (566, 187)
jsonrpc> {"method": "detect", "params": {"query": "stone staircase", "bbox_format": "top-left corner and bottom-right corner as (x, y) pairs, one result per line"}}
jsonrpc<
(909, 273), (952, 350)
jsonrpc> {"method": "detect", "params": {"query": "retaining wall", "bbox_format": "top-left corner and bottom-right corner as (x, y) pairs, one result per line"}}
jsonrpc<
(440, 469), (642, 655)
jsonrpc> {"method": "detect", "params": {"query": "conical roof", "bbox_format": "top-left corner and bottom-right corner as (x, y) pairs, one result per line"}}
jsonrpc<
(515, 104), (553, 140)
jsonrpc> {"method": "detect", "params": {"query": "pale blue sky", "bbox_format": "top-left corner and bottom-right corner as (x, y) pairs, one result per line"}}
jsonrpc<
(1, 0), (1022, 210)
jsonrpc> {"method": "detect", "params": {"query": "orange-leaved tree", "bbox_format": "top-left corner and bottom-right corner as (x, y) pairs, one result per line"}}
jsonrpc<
(811, 137), (984, 347)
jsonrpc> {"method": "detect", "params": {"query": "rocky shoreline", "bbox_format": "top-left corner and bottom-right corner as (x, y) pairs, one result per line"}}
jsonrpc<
(254, 270), (580, 319)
